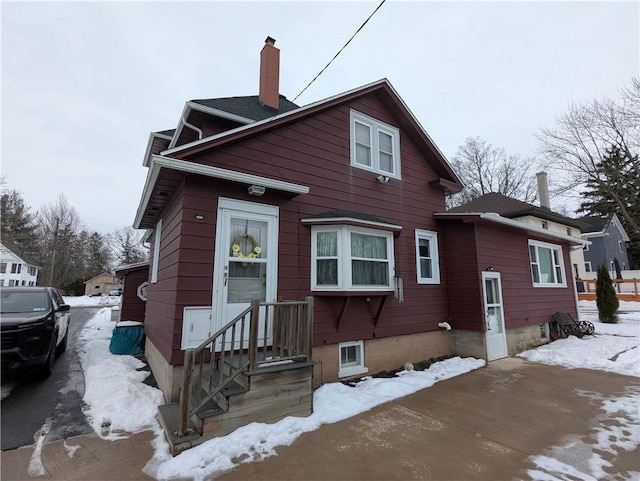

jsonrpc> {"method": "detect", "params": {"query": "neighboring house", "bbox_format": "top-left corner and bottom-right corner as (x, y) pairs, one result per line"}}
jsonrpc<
(0, 241), (40, 287)
(83, 272), (121, 296)
(130, 37), (584, 406)
(578, 213), (630, 276)
(115, 261), (149, 322)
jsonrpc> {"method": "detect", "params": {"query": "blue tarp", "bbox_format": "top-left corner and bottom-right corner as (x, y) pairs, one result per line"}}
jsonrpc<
(109, 322), (145, 355)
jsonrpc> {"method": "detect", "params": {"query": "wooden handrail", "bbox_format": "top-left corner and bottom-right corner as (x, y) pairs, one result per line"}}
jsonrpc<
(176, 297), (314, 437)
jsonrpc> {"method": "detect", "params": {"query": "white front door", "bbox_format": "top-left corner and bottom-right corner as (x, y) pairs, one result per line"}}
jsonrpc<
(212, 198), (279, 351)
(483, 272), (508, 361)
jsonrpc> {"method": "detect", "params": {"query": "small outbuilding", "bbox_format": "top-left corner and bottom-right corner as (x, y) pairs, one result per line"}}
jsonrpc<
(83, 272), (121, 296)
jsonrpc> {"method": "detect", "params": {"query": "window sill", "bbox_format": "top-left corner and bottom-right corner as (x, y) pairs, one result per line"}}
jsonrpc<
(312, 290), (393, 297)
(338, 366), (368, 379)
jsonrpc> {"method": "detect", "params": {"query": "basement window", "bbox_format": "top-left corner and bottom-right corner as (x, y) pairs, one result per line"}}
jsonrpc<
(338, 340), (368, 378)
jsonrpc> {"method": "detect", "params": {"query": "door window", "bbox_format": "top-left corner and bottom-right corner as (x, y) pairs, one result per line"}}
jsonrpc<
(227, 218), (267, 303)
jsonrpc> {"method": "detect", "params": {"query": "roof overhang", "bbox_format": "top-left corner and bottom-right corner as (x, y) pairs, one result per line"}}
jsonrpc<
(115, 260), (150, 275)
(434, 212), (590, 247)
(301, 215), (402, 233)
(133, 155), (310, 229)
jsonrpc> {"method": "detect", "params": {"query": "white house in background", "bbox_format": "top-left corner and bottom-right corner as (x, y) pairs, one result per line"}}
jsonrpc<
(0, 241), (40, 286)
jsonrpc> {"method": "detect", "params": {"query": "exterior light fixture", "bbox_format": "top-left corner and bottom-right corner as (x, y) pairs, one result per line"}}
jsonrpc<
(248, 185), (266, 196)
(376, 175), (390, 184)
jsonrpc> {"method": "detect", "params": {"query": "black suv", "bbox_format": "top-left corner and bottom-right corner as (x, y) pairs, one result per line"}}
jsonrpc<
(1, 286), (71, 376)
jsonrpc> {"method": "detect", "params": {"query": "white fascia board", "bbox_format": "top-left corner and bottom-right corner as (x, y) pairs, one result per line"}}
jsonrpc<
(611, 214), (631, 241)
(185, 101), (255, 125)
(301, 216), (402, 231)
(166, 102), (193, 150)
(435, 212), (591, 246)
(115, 260), (150, 272)
(581, 231), (606, 239)
(152, 155), (309, 194)
(134, 155), (310, 228)
(161, 80), (391, 157)
(133, 161), (162, 229)
(142, 131), (173, 167)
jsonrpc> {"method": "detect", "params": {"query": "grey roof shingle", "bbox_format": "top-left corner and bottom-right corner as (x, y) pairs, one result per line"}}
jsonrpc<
(191, 95), (299, 121)
(576, 215), (611, 234)
(448, 193), (587, 229)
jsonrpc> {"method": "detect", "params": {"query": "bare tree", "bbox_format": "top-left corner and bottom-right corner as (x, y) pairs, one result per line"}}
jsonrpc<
(537, 77), (640, 232)
(109, 227), (148, 266)
(448, 137), (540, 208)
(38, 194), (83, 288)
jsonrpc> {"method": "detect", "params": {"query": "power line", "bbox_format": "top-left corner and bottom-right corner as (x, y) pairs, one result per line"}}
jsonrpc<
(292, 0), (387, 103)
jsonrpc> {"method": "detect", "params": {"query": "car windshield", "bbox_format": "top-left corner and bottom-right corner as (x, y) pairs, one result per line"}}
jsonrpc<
(0, 291), (49, 314)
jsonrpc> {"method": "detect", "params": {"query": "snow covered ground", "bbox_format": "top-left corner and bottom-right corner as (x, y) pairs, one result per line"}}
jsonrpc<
(56, 297), (640, 480)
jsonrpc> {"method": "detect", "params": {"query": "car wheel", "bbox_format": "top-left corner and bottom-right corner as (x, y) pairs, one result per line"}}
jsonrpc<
(56, 331), (68, 356)
(40, 335), (57, 378)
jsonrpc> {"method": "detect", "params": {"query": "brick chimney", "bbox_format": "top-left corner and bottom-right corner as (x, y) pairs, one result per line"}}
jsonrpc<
(536, 171), (550, 209)
(259, 36), (280, 110)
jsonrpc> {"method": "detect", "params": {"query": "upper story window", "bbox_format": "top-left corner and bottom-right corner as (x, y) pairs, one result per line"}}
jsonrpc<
(0, 263), (6, 273)
(415, 229), (440, 284)
(619, 240), (624, 253)
(541, 221), (549, 230)
(312, 225), (395, 292)
(11, 263), (21, 274)
(350, 110), (401, 179)
(529, 240), (566, 287)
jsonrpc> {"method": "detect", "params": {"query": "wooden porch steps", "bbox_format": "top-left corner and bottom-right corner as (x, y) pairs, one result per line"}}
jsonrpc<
(158, 360), (314, 455)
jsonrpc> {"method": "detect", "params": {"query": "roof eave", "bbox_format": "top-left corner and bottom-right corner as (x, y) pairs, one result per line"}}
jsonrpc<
(435, 212), (590, 247)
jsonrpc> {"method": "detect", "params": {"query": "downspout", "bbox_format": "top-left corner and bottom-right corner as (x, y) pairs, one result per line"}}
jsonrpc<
(182, 118), (203, 140)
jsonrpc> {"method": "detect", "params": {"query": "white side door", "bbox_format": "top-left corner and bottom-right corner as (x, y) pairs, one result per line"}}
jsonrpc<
(212, 198), (279, 351)
(482, 271), (508, 361)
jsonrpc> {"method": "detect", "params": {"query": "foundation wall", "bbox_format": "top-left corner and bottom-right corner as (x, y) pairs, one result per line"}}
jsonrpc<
(145, 338), (183, 402)
(506, 323), (550, 356)
(451, 329), (487, 360)
(312, 331), (452, 387)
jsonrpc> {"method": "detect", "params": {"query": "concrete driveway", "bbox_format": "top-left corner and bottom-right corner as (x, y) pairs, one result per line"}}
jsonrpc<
(219, 358), (639, 481)
(2, 358), (638, 480)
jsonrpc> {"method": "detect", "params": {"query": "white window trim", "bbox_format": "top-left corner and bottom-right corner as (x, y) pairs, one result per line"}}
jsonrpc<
(311, 225), (395, 292)
(350, 110), (401, 179)
(415, 229), (440, 284)
(619, 240), (624, 253)
(585, 261), (592, 272)
(529, 239), (567, 288)
(151, 219), (162, 283)
(338, 340), (368, 378)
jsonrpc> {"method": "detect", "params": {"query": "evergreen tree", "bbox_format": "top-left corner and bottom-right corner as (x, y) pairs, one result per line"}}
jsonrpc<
(0, 189), (40, 258)
(580, 145), (640, 268)
(596, 264), (619, 323)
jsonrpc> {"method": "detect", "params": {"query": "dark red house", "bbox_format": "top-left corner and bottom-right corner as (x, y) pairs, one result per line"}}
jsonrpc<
(132, 38), (584, 404)
(115, 261), (149, 323)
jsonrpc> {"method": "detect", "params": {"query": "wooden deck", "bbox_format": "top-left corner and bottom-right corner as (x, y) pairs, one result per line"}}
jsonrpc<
(577, 278), (640, 302)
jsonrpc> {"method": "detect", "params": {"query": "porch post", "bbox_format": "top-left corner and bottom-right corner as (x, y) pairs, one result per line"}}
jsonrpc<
(177, 349), (195, 437)
(305, 296), (314, 362)
(248, 298), (260, 370)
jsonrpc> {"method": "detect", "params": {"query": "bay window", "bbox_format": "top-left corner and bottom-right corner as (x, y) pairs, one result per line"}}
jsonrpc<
(312, 225), (395, 292)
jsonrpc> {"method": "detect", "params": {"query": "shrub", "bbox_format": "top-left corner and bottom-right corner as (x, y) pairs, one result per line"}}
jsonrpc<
(596, 264), (619, 323)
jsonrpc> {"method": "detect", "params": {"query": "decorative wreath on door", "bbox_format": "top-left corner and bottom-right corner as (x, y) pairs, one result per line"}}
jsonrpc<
(231, 235), (262, 259)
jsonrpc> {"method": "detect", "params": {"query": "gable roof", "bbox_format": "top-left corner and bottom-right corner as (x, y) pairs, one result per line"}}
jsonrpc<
(1, 240), (40, 267)
(448, 193), (586, 230)
(134, 79), (464, 229)
(578, 213), (630, 241)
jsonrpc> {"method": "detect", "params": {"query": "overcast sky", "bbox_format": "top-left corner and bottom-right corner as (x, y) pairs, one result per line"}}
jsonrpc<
(2, 1), (638, 235)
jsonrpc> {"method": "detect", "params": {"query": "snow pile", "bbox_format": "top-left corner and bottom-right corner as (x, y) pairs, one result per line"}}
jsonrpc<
(64, 295), (120, 308)
(518, 301), (640, 377)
